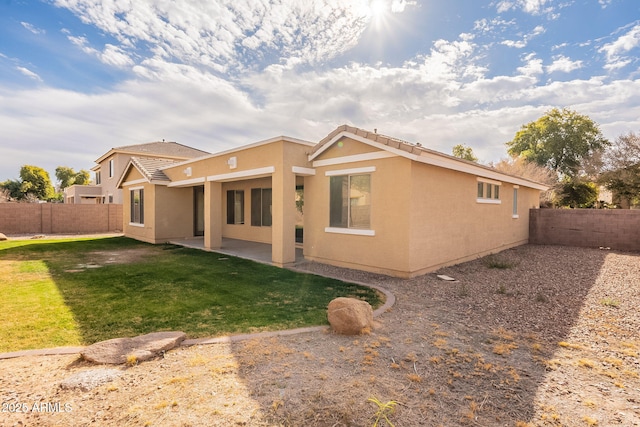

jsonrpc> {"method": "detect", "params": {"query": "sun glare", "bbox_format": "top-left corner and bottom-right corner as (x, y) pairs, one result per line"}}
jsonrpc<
(369, 0), (388, 18)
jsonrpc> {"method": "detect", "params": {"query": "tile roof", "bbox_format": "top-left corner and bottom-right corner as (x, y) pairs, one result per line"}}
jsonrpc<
(111, 141), (209, 159)
(312, 124), (548, 189)
(130, 157), (177, 183)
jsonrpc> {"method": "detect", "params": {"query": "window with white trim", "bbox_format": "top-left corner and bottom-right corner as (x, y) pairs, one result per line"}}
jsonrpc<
(512, 187), (519, 218)
(109, 159), (114, 178)
(130, 188), (144, 225)
(477, 179), (501, 204)
(329, 174), (371, 229)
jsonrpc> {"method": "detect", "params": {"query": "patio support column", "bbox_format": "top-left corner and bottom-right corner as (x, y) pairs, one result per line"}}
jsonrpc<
(271, 167), (296, 267)
(204, 180), (222, 250)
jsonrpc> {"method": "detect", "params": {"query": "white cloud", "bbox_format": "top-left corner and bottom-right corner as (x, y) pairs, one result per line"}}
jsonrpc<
(599, 23), (640, 68)
(495, 0), (552, 15)
(15, 66), (43, 82)
(53, 0), (379, 73)
(546, 55), (583, 73)
(21, 22), (45, 35)
(500, 25), (544, 49)
(517, 54), (543, 76)
(390, 0), (416, 13)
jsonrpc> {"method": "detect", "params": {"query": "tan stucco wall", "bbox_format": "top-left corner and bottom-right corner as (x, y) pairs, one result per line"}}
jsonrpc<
(303, 142), (413, 276)
(303, 136), (542, 278)
(406, 163), (539, 276)
(221, 177), (273, 244)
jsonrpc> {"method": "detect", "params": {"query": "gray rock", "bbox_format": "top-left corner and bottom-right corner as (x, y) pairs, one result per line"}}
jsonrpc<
(81, 331), (186, 365)
(60, 368), (122, 391)
(327, 297), (373, 335)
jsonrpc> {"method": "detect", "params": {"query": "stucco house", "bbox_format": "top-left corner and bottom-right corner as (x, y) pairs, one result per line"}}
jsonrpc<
(63, 141), (209, 204)
(118, 125), (548, 278)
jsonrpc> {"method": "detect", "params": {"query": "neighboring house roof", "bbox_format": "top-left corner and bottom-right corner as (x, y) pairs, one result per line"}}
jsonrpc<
(95, 141), (210, 164)
(116, 157), (178, 187)
(310, 124), (549, 191)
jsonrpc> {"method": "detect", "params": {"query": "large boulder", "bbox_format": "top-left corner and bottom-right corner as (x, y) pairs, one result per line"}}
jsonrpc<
(81, 331), (186, 365)
(327, 297), (374, 335)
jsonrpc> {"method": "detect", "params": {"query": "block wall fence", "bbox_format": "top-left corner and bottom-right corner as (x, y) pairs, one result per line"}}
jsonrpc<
(0, 204), (123, 235)
(530, 208), (640, 251)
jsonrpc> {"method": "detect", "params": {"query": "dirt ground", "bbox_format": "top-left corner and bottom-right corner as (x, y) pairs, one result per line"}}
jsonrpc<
(1, 244), (639, 426)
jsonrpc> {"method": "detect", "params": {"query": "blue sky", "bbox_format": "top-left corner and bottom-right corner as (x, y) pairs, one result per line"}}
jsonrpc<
(1, 0), (639, 183)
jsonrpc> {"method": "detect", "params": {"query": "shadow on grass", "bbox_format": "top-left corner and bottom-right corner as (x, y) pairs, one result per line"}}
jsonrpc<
(0, 237), (382, 351)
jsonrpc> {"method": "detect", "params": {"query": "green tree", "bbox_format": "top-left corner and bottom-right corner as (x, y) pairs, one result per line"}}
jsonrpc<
(598, 131), (640, 208)
(55, 166), (91, 190)
(19, 165), (54, 201)
(452, 144), (478, 162)
(0, 179), (23, 200)
(557, 179), (598, 208)
(506, 108), (610, 178)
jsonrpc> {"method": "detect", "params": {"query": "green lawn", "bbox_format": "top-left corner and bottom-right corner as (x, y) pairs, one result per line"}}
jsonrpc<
(0, 237), (382, 353)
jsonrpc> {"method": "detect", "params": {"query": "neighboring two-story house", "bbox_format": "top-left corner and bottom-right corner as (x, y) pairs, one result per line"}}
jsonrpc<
(63, 141), (209, 204)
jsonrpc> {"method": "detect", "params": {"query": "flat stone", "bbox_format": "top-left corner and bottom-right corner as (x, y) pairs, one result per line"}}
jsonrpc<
(60, 368), (122, 391)
(437, 274), (457, 281)
(81, 331), (186, 365)
(0, 233), (7, 241)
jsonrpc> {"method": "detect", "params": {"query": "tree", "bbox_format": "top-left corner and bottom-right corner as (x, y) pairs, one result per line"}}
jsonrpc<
(598, 131), (640, 208)
(55, 166), (91, 190)
(19, 165), (54, 201)
(491, 156), (558, 206)
(557, 179), (598, 208)
(0, 179), (23, 201)
(506, 108), (610, 178)
(452, 144), (478, 162)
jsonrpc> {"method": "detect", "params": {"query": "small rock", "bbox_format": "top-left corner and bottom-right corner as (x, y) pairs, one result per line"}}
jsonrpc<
(327, 297), (373, 335)
(60, 369), (122, 391)
(0, 233), (7, 241)
(81, 331), (186, 365)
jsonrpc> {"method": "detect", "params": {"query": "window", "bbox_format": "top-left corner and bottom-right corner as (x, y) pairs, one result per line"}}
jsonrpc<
(226, 190), (244, 224)
(251, 188), (272, 226)
(477, 180), (501, 204)
(109, 159), (114, 178)
(95, 171), (101, 185)
(130, 188), (144, 225)
(330, 174), (371, 229)
(512, 187), (519, 218)
(108, 195), (113, 204)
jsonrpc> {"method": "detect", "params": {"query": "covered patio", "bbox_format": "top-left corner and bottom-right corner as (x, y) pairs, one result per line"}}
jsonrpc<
(169, 237), (304, 266)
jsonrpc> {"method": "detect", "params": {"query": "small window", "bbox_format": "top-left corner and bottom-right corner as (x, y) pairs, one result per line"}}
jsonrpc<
(513, 187), (519, 218)
(109, 159), (114, 178)
(226, 190), (244, 224)
(477, 180), (501, 204)
(330, 174), (371, 229)
(251, 188), (272, 227)
(130, 188), (144, 224)
(95, 171), (101, 185)
(108, 195), (113, 204)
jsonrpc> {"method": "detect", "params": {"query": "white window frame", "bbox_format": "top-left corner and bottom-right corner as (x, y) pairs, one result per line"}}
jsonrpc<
(477, 178), (502, 204)
(325, 167), (375, 236)
(129, 186), (144, 226)
(512, 186), (519, 218)
(109, 159), (114, 178)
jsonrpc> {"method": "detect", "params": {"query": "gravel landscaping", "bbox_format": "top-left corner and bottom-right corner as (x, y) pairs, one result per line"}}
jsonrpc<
(1, 244), (639, 426)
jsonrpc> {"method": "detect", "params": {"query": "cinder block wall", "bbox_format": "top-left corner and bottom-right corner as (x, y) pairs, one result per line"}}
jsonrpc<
(0, 204), (123, 235)
(530, 209), (640, 251)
